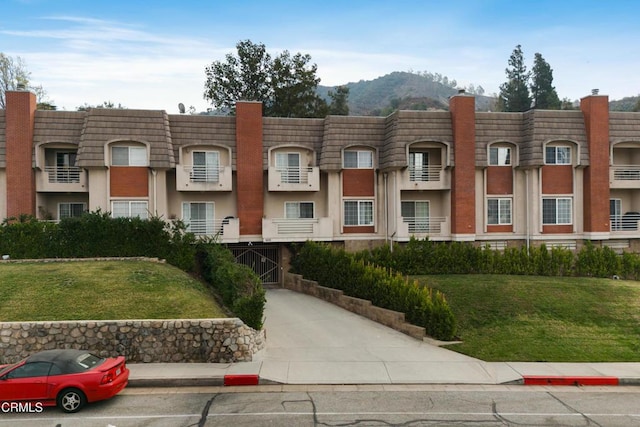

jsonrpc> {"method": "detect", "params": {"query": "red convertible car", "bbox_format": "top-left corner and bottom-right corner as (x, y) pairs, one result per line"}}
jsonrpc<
(0, 349), (129, 413)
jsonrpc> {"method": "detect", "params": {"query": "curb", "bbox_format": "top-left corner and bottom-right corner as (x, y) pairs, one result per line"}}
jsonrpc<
(523, 375), (620, 386)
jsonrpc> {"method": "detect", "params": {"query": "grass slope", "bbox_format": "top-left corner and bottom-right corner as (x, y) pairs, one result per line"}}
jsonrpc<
(0, 260), (227, 321)
(418, 275), (640, 362)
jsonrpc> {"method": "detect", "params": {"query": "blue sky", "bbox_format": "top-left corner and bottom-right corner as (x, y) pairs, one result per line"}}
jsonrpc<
(2, 0), (639, 112)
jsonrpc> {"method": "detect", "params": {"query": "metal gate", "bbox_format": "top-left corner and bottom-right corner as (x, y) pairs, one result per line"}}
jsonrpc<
(229, 244), (280, 285)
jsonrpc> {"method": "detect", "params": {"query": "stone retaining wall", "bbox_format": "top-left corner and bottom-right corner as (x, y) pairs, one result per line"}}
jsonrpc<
(0, 318), (265, 364)
(284, 273), (426, 340)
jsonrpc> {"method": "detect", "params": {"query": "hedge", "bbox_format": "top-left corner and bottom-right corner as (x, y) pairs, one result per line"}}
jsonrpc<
(291, 242), (457, 340)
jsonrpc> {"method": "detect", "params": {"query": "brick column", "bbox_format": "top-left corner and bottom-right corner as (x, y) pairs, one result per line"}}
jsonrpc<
(5, 90), (37, 218)
(449, 93), (476, 239)
(235, 102), (264, 236)
(580, 94), (610, 236)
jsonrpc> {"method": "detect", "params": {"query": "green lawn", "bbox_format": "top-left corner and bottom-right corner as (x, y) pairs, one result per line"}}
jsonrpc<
(0, 260), (227, 321)
(417, 275), (640, 362)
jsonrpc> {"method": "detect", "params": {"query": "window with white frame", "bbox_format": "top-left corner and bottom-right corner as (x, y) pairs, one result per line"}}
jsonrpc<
(545, 146), (571, 165)
(192, 151), (220, 182)
(59, 202), (86, 219)
(275, 152), (301, 183)
(401, 200), (430, 232)
(285, 201), (314, 219)
(489, 146), (511, 166)
(343, 150), (373, 169)
(344, 200), (373, 226)
(112, 146), (147, 166)
(111, 201), (148, 219)
(542, 198), (572, 225)
(487, 198), (512, 225)
(182, 202), (215, 235)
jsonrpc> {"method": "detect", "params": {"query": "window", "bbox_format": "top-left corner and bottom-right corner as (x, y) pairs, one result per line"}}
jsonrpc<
(183, 202), (215, 235)
(489, 147), (511, 166)
(344, 200), (373, 226)
(285, 202), (314, 219)
(111, 201), (148, 219)
(343, 150), (373, 168)
(487, 198), (512, 225)
(112, 146), (147, 166)
(542, 198), (572, 225)
(409, 152), (430, 181)
(192, 151), (220, 182)
(5, 362), (52, 379)
(276, 152), (301, 183)
(545, 146), (571, 165)
(59, 203), (86, 219)
(610, 199), (622, 231)
(401, 201), (430, 232)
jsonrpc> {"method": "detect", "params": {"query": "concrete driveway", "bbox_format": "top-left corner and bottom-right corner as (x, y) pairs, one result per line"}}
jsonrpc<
(257, 288), (520, 384)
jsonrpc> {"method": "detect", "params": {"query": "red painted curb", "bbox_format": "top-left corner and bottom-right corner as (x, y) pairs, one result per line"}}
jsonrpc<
(224, 374), (260, 386)
(523, 375), (619, 386)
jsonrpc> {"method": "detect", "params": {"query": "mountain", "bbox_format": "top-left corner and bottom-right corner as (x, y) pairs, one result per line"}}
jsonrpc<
(319, 71), (639, 115)
(318, 71), (494, 116)
(610, 95), (640, 111)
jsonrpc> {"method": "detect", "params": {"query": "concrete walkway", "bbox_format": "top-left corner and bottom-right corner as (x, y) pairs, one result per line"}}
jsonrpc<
(128, 288), (640, 387)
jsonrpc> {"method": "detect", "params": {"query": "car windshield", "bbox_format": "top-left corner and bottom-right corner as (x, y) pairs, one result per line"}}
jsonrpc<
(0, 360), (24, 377)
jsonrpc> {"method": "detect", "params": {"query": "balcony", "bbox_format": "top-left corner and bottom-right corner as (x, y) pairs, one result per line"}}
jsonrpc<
(184, 217), (239, 243)
(268, 166), (319, 191)
(176, 165), (232, 191)
(262, 217), (333, 242)
(610, 165), (640, 188)
(396, 216), (450, 241)
(400, 165), (449, 190)
(36, 166), (87, 192)
(610, 213), (640, 233)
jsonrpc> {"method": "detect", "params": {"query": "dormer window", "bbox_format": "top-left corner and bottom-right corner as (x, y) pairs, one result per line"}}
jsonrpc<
(343, 150), (373, 169)
(112, 146), (147, 166)
(489, 147), (511, 166)
(545, 146), (571, 165)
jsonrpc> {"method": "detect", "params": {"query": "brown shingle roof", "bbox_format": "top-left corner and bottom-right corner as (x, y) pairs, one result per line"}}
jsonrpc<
(78, 109), (174, 168)
(264, 117), (324, 169)
(168, 114), (236, 166)
(382, 110), (452, 169)
(610, 112), (640, 142)
(320, 115), (386, 171)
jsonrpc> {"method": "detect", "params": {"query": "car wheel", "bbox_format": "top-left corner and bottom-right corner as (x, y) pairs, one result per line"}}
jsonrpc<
(57, 388), (86, 413)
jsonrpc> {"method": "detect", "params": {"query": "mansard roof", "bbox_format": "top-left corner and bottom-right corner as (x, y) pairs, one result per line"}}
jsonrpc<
(77, 108), (175, 168)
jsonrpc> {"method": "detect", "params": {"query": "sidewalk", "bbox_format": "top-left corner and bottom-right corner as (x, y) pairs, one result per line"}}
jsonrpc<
(127, 289), (640, 388)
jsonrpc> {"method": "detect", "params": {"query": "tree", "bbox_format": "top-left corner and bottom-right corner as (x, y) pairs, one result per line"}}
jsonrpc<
(327, 85), (350, 115)
(0, 53), (51, 109)
(498, 45), (531, 112)
(203, 40), (332, 118)
(76, 101), (126, 111)
(633, 97), (640, 112)
(530, 53), (561, 109)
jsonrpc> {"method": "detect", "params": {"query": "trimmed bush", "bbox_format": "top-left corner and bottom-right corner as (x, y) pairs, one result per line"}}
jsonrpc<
(291, 242), (457, 340)
(196, 244), (266, 330)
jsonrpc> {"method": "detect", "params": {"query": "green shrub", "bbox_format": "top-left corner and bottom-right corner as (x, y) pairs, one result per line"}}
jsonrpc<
(292, 241), (457, 340)
(196, 244), (265, 330)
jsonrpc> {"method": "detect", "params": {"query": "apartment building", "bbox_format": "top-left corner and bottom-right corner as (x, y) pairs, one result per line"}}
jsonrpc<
(2, 89), (640, 282)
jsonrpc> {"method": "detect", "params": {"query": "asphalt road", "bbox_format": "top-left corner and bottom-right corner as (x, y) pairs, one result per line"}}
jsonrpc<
(1, 385), (640, 426)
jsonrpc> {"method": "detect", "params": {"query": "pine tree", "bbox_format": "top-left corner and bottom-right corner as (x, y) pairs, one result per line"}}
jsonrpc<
(498, 45), (531, 112)
(530, 53), (561, 109)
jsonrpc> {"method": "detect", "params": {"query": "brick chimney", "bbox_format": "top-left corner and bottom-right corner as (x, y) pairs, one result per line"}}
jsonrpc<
(449, 93), (476, 239)
(580, 91), (610, 236)
(5, 90), (37, 219)
(235, 102), (264, 236)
